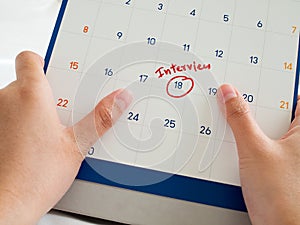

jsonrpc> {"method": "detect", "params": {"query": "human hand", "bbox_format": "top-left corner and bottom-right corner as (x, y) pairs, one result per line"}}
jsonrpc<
(218, 84), (300, 225)
(0, 51), (132, 225)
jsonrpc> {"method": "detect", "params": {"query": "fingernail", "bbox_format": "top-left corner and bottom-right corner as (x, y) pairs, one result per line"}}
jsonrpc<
(114, 89), (133, 111)
(218, 84), (237, 103)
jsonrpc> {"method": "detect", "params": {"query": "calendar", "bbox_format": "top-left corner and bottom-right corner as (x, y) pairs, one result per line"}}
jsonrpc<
(45, 0), (300, 212)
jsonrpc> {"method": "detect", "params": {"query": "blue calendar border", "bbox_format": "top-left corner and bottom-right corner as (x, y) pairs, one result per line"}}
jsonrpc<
(292, 35), (300, 120)
(44, 0), (68, 73)
(77, 158), (246, 212)
(43, 0), (300, 213)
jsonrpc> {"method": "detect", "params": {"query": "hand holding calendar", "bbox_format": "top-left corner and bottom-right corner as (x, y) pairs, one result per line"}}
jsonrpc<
(0, 51), (132, 225)
(219, 84), (300, 225)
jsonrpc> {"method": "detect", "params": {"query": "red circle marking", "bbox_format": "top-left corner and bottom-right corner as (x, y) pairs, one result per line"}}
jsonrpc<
(166, 75), (195, 98)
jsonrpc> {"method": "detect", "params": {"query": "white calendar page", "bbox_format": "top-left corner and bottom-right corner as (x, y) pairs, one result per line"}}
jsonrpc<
(45, 0), (300, 211)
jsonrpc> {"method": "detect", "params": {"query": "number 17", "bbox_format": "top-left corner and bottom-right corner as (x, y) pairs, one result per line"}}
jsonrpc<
(139, 74), (148, 83)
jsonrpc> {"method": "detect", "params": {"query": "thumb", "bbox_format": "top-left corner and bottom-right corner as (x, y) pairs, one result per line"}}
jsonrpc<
(67, 89), (133, 157)
(217, 84), (269, 157)
(15, 51), (45, 83)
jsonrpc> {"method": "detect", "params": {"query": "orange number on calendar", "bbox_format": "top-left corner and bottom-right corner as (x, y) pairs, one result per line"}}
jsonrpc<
(284, 62), (293, 70)
(292, 26), (297, 34)
(57, 98), (69, 108)
(70, 61), (79, 70)
(83, 25), (89, 33)
(280, 101), (289, 110)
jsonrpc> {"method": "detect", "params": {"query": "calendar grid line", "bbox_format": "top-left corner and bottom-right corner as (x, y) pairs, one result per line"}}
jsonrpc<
(223, 0), (237, 84)
(254, 0), (271, 119)
(133, 1), (171, 166)
(192, 0), (205, 56)
(72, 2), (102, 79)
(60, 29), (127, 45)
(166, 0), (205, 173)
(205, 0), (237, 180)
(46, 0), (300, 188)
(120, 0), (137, 43)
(101, 1), (298, 37)
(61, 24), (299, 47)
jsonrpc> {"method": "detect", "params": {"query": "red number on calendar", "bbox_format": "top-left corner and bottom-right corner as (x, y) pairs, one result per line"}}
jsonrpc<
(292, 26), (297, 34)
(70, 61), (79, 70)
(284, 62), (293, 70)
(280, 101), (289, 110)
(83, 25), (89, 33)
(57, 98), (69, 108)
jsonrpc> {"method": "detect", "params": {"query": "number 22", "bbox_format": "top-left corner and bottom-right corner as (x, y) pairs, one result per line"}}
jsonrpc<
(57, 98), (69, 108)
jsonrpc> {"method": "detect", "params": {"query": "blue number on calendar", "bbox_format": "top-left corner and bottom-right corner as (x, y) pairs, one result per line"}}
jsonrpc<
(174, 81), (183, 89)
(88, 147), (95, 156)
(250, 56), (259, 65)
(158, 3), (164, 11)
(190, 9), (196, 16)
(105, 68), (114, 76)
(183, 44), (190, 52)
(139, 74), (149, 83)
(164, 119), (176, 129)
(257, 20), (263, 28)
(125, 0), (131, 5)
(243, 94), (254, 103)
(208, 87), (218, 96)
(223, 14), (230, 22)
(215, 49), (224, 58)
(117, 32), (123, 39)
(128, 112), (140, 122)
(200, 126), (212, 136)
(147, 37), (157, 45)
